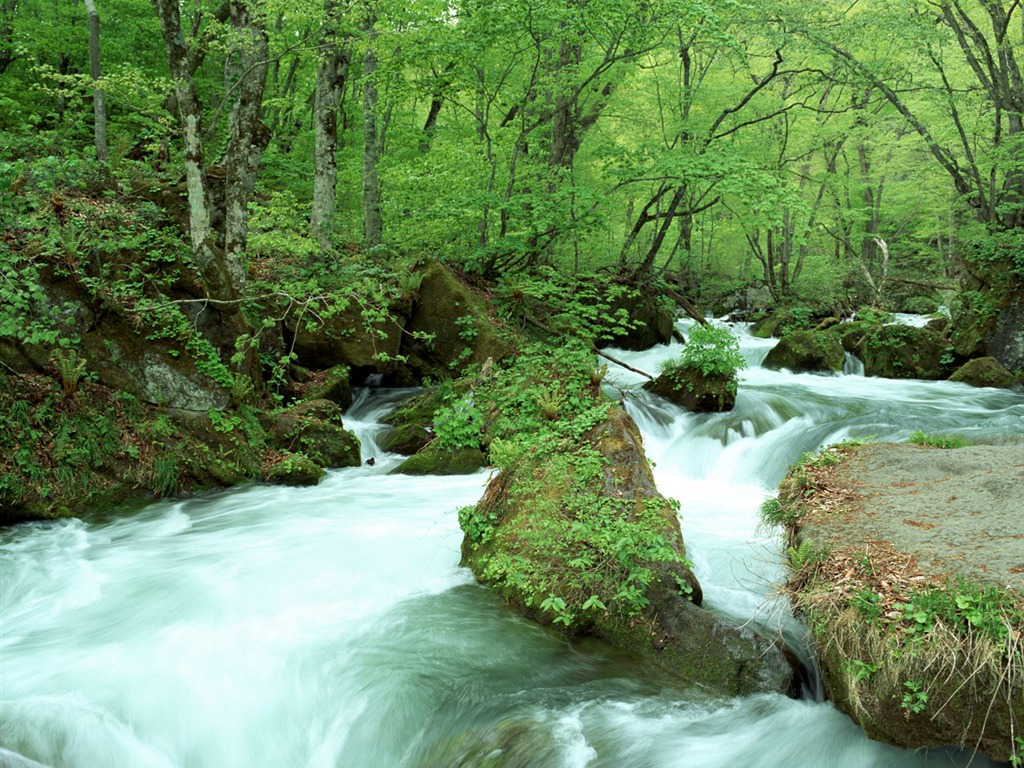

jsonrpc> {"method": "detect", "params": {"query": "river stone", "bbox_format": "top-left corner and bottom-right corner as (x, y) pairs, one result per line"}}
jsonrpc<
(949, 356), (1022, 390)
(859, 324), (949, 379)
(301, 364), (352, 409)
(762, 330), (845, 373)
(596, 291), (675, 351)
(392, 442), (485, 475)
(462, 407), (794, 696)
(265, 451), (325, 486)
(644, 365), (737, 412)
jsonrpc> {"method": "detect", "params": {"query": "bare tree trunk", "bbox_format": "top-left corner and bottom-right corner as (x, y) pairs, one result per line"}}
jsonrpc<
(311, 5), (350, 254)
(83, 0), (107, 162)
(151, 0), (246, 308)
(222, 0), (269, 299)
(361, 19), (382, 248)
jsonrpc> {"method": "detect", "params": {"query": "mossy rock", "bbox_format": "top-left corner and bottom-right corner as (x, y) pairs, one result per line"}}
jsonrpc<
(461, 407), (794, 696)
(265, 451), (325, 486)
(596, 291), (675, 351)
(379, 423), (432, 455)
(392, 442), (485, 475)
(949, 356), (1022, 390)
(644, 365), (737, 412)
(401, 261), (511, 379)
(860, 324), (950, 380)
(302, 365), (352, 410)
(285, 299), (407, 375)
(762, 330), (845, 374)
(263, 399), (361, 468)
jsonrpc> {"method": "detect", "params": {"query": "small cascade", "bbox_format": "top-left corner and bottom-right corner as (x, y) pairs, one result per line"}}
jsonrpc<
(2, 319), (1021, 768)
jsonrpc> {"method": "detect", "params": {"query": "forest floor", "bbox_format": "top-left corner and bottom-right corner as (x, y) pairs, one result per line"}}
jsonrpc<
(798, 442), (1024, 595)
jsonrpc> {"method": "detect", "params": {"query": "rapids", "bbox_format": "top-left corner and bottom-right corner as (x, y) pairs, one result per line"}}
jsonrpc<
(2, 320), (1022, 767)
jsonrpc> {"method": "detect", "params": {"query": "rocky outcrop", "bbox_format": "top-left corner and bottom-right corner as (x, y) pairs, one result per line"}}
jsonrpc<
(596, 291), (675, 351)
(771, 443), (1024, 762)
(762, 330), (845, 374)
(461, 406), (795, 696)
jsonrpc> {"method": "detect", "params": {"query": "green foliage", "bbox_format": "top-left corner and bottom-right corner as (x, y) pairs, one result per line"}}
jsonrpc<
(848, 659), (878, 684)
(901, 680), (929, 714)
(671, 324), (745, 380)
(433, 390), (484, 451)
(907, 430), (972, 449)
(51, 348), (88, 396)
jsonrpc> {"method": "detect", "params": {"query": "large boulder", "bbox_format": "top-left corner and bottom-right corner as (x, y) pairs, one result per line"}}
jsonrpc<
(262, 399), (361, 469)
(461, 407), (795, 696)
(762, 330), (845, 374)
(401, 261), (510, 379)
(987, 293), (1024, 373)
(859, 324), (950, 379)
(949, 356), (1023, 390)
(284, 299), (408, 378)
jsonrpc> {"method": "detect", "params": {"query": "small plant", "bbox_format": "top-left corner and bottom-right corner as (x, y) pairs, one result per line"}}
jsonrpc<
(908, 430), (972, 449)
(901, 680), (928, 714)
(849, 659), (878, 683)
(51, 348), (88, 396)
(433, 391), (483, 450)
(671, 323), (745, 379)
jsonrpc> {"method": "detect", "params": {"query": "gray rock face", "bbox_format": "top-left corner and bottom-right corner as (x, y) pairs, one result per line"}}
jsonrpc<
(988, 294), (1024, 372)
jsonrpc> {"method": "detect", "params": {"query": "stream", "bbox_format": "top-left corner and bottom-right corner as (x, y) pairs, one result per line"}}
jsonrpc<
(2, 320), (1023, 768)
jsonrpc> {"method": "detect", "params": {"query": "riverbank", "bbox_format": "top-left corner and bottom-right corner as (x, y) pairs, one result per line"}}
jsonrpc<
(773, 441), (1024, 762)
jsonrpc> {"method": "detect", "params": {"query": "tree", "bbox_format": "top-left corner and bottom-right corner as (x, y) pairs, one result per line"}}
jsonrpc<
(82, 0), (107, 162)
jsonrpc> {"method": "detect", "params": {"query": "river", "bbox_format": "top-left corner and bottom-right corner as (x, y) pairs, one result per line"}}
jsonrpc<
(2, 320), (1022, 768)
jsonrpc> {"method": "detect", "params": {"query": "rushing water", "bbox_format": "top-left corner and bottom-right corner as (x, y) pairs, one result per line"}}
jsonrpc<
(3, 322), (1023, 768)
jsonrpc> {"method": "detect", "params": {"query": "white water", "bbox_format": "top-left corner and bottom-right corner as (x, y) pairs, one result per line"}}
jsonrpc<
(2, 323), (1023, 767)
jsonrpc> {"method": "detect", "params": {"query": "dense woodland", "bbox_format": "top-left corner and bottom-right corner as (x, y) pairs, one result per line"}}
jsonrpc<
(2, 0), (1024, 516)
(3, 0), (1023, 300)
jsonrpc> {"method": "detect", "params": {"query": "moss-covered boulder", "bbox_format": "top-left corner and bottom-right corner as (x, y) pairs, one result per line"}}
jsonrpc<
(264, 451), (326, 486)
(262, 399), (361, 469)
(596, 291), (675, 351)
(300, 364), (352, 409)
(460, 407), (794, 696)
(379, 423), (432, 455)
(860, 324), (950, 379)
(644, 365), (737, 412)
(762, 330), (845, 374)
(402, 261), (511, 379)
(284, 299), (408, 377)
(392, 442), (485, 475)
(949, 356), (1022, 390)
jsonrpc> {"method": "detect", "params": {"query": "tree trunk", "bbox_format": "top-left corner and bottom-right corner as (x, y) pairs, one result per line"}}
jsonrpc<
(222, 0), (269, 304)
(83, 0), (107, 162)
(361, 20), (383, 248)
(151, 0), (246, 309)
(311, 5), (350, 254)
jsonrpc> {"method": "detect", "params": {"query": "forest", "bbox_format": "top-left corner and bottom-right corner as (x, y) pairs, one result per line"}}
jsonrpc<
(2, 1), (1024, 765)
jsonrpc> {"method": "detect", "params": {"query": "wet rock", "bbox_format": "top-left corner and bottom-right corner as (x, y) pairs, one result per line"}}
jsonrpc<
(644, 366), (737, 412)
(461, 407), (794, 696)
(597, 292), (675, 351)
(860, 324), (950, 379)
(762, 331), (845, 374)
(949, 356), (1022, 390)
